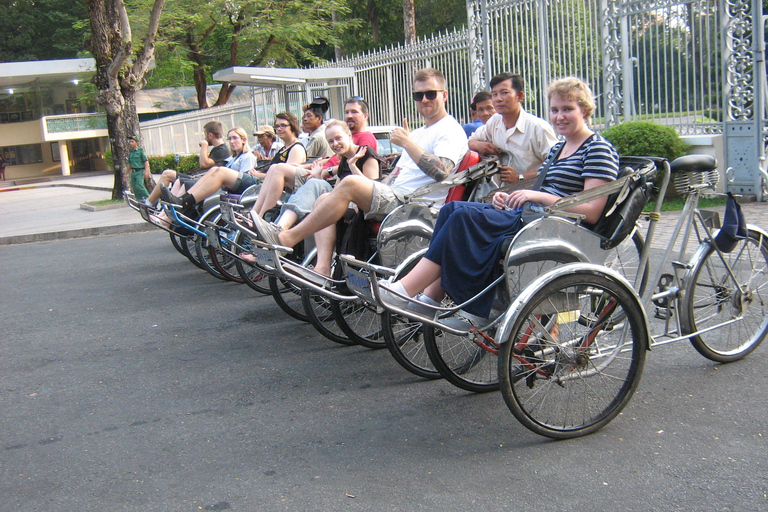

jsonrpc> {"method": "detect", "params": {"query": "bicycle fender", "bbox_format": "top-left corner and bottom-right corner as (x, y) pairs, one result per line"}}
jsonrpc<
(495, 263), (650, 352)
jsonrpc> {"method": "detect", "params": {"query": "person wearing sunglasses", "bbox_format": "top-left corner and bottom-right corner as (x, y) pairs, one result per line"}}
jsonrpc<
(250, 67), (468, 278)
(469, 72), (558, 184)
(161, 114), (305, 219)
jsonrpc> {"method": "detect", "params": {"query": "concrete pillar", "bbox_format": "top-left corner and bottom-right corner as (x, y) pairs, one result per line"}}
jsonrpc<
(59, 141), (70, 176)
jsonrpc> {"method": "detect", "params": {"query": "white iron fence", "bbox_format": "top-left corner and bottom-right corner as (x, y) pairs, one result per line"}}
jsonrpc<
(141, 0), (766, 194)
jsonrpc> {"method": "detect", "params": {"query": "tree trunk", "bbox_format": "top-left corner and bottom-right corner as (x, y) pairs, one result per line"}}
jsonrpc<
(187, 32), (210, 109)
(403, 0), (416, 44)
(367, 1), (380, 43)
(84, 0), (165, 199)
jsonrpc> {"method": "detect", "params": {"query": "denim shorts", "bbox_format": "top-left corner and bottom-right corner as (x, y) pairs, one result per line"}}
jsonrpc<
(279, 178), (333, 220)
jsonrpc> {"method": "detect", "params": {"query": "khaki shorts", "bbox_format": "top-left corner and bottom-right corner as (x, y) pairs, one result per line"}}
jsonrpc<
(294, 168), (310, 190)
(365, 181), (405, 220)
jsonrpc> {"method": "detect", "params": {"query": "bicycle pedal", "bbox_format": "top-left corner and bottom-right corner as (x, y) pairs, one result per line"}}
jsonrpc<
(654, 307), (673, 320)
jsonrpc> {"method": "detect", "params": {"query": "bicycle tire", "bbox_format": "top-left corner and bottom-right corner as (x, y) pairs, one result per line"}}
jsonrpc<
(498, 268), (647, 439)
(303, 290), (356, 346)
(182, 233), (206, 270)
(169, 232), (188, 257)
(206, 214), (245, 283)
(194, 209), (228, 281)
(381, 310), (441, 379)
(269, 275), (309, 322)
(681, 229), (768, 362)
(332, 297), (386, 349)
(233, 231), (272, 295)
(379, 256), (441, 379)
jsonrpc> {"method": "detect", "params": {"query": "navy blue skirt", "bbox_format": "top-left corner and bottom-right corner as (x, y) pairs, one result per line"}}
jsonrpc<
(424, 201), (523, 317)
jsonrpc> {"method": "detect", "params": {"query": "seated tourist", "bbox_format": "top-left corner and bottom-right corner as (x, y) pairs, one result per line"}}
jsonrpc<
(249, 67), (468, 278)
(379, 77), (619, 324)
(145, 121), (230, 206)
(240, 120), (381, 264)
(249, 100), (334, 218)
(252, 125), (284, 161)
(161, 115), (305, 219)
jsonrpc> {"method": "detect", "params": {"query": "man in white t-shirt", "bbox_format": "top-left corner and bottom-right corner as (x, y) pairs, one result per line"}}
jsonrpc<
(469, 72), (558, 183)
(251, 67), (469, 276)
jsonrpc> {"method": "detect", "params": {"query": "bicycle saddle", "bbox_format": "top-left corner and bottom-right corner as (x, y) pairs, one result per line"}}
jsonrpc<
(670, 154), (717, 173)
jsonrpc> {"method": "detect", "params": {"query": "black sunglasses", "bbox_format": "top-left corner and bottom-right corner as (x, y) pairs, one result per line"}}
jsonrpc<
(412, 90), (443, 101)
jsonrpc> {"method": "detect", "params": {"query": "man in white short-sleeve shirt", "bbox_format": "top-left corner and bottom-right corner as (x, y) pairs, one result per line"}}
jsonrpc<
(252, 67), (468, 277)
(470, 72), (558, 183)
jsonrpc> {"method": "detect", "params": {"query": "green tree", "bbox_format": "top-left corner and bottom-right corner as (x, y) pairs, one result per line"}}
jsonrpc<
(145, 0), (356, 108)
(84, 0), (166, 198)
(0, 0), (89, 62)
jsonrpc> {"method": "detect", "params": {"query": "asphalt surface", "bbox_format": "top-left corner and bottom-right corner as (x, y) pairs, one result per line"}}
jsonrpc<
(0, 173), (767, 510)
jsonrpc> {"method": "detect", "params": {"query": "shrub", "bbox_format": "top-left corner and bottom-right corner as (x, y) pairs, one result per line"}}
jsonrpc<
(176, 155), (201, 174)
(602, 121), (691, 161)
(104, 147), (113, 169)
(148, 155), (176, 174)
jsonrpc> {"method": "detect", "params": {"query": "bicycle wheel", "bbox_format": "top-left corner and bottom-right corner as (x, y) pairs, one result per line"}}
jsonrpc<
(194, 210), (228, 281)
(498, 268), (647, 439)
(269, 275), (308, 322)
(681, 229), (768, 362)
(206, 217), (244, 283)
(424, 255), (570, 392)
(303, 289), (356, 346)
(233, 231), (272, 295)
(182, 232), (206, 270)
(424, 321), (499, 393)
(604, 230), (647, 295)
(382, 310), (441, 379)
(332, 297), (385, 349)
(379, 256), (441, 379)
(169, 232), (188, 257)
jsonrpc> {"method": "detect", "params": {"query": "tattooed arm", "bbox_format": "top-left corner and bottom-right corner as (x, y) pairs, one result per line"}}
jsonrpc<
(416, 153), (455, 181)
(391, 123), (455, 182)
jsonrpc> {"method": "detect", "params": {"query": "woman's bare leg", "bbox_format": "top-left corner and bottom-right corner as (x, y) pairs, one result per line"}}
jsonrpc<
(398, 258), (442, 298)
(253, 164), (298, 217)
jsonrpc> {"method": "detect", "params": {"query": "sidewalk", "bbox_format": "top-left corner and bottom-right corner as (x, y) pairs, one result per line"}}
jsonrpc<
(0, 173), (154, 245)
(1, 171), (768, 248)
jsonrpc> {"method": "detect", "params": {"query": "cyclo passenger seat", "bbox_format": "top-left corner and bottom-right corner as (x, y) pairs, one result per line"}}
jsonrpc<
(500, 156), (657, 257)
(367, 150), (483, 237)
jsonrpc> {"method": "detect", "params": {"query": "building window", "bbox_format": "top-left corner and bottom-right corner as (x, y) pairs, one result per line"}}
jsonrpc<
(1, 144), (44, 166)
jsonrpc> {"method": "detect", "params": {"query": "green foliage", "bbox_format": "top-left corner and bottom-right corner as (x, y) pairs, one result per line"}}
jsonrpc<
(147, 154), (201, 174)
(602, 121), (691, 161)
(148, 155), (177, 174)
(105, 147), (113, 169)
(1, 0), (89, 61)
(176, 155), (201, 173)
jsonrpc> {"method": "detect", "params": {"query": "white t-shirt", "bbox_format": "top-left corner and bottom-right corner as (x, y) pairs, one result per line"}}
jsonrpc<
(470, 108), (558, 176)
(391, 114), (468, 205)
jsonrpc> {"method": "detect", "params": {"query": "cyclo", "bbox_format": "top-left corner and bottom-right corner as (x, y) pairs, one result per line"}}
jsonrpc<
(338, 154), (768, 439)
(223, 151), (501, 346)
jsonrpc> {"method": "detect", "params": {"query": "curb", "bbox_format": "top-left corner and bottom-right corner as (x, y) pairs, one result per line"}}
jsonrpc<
(0, 222), (156, 246)
(80, 202), (129, 212)
(0, 183), (113, 193)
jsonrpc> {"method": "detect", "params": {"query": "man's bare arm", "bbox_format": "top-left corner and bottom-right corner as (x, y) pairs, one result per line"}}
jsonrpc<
(417, 153), (455, 182)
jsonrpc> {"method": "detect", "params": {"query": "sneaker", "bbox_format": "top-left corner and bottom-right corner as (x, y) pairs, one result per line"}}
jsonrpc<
(159, 184), (182, 206)
(251, 211), (283, 246)
(377, 278), (410, 308)
(439, 310), (487, 332)
(407, 292), (438, 316)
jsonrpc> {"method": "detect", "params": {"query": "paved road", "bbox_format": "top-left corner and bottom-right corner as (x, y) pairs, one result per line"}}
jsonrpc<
(1, 231), (766, 511)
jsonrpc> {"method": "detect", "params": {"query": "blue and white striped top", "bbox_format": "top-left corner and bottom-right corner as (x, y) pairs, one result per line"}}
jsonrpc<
(539, 133), (619, 198)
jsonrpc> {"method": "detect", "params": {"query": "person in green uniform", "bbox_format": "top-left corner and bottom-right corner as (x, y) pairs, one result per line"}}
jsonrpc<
(127, 135), (150, 201)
